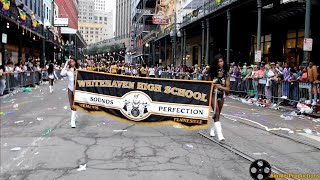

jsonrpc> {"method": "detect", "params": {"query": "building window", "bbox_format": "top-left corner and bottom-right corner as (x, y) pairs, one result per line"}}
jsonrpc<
(285, 30), (304, 66)
(99, 17), (102, 21)
(104, 17), (107, 21)
(94, 16), (98, 20)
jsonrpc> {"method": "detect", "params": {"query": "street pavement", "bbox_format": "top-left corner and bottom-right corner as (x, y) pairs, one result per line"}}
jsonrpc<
(0, 79), (320, 180)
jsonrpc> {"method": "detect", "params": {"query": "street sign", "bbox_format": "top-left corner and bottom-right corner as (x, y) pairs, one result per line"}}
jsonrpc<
(255, 50), (262, 63)
(303, 38), (313, 51)
(152, 11), (170, 25)
(2, 33), (7, 44)
(54, 18), (69, 27)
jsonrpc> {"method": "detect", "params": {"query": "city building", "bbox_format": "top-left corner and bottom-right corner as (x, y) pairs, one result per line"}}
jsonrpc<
(131, 0), (158, 64)
(0, 0), (64, 65)
(94, 0), (107, 11)
(56, 0), (86, 60)
(78, 0), (114, 45)
(115, 0), (132, 47)
(154, 0), (320, 67)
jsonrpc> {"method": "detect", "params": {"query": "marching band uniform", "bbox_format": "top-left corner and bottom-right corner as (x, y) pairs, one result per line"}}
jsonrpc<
(60, 59), (78, 128)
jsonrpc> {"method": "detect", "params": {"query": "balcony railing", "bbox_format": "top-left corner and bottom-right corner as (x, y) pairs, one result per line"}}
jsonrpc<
(136, 25), (158, 36)
(182, 0), (238, 26)
(136, 8), (156, 22)
(156, 24), (173, 40)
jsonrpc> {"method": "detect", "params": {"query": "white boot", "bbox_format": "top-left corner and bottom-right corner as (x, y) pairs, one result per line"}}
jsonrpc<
(210, 123), (216, 137)
(71, 110), (76, 128)
(215, 121), (225, 142)
(75, 111), (78, 122)
(49, 86), (52, 93)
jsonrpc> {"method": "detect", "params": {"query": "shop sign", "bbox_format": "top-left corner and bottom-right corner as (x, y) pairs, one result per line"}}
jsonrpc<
(255, 50), (261, 63)
(152, 11), (170, 25)
(303, 38), (313, 51)
(2, 33), (7, 44)
(54, 18), (69, 27)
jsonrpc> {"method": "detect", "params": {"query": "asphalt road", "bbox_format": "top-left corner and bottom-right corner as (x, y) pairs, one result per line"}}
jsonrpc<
(1, 79), (320, 180)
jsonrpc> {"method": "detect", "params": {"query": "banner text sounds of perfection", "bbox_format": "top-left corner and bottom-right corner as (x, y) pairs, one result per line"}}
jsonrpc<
(77, 80), (209, 102)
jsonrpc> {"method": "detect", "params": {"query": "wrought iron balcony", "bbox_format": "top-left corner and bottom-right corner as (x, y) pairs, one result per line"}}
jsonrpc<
(182, 0), (237, 27)
(136, 24), (158, 36)
(135, 8), (155, 23)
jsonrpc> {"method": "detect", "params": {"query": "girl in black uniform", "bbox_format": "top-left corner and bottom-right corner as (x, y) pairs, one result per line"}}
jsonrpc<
(209, 54), (230, 142)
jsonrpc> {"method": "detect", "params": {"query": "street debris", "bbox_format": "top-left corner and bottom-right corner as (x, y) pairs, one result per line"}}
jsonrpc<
(62, 88), (67, 91)
(23, 87), (32, 92)
(280, 115), (293, 121)
(173, 124), (182, 129)
(11, 147), (22, 151)
(42, 128), (52, 136)
(289, 111), (298, 116)
(13, 104), (19, 108)
(29, 122), (33, 124)
(303, 128), (313, 134)
(297, 103), (313, 114)
(14, 120), (24, 124)
(77, 164), (87, 171)
(34, 152), (39, 155)
(3, 143), (7, 147)
(37, 117), (44, 121)
(259, 119), (268, 122)
(0, 112), (4, 115)
(185, 144), (193, 149)
(103, 120), (111, 125)
(64, 106), (68, 110)
(312, 119), (320, 123)
(113, 130), (127, 132)
(303, 128), (320, 136)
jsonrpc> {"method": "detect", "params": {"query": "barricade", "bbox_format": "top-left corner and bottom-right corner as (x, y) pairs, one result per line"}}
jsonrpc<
(228, 76), (320, 113)
(2, 70), (61, 94)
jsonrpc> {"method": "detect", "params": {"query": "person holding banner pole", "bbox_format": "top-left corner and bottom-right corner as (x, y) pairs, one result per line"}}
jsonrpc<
(209, 54), (230, 142)
(60, 57), (79, 128)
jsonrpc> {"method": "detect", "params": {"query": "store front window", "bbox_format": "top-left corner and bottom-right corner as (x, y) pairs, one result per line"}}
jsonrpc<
(252, 34), (272, 63)
(285, 30), (304, 67)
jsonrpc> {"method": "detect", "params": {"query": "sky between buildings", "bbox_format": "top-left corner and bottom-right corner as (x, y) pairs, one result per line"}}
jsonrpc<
(105, 0), (116, 33)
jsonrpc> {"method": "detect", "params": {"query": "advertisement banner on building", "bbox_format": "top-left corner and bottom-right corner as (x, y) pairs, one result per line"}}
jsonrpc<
(54, 18), (69, 27)
(152, 11), (170, 25)
(74, 70), (213, 129)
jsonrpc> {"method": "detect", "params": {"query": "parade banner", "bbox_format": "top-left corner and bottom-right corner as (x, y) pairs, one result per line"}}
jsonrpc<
(73, 70), (213, 129)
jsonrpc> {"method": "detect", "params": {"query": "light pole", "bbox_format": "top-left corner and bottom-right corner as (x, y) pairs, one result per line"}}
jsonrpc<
(145, 43), (149, 64)
(169, 12), (180, 67)
(127, 52), (133, 64)
(108, 52), (115, 62)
